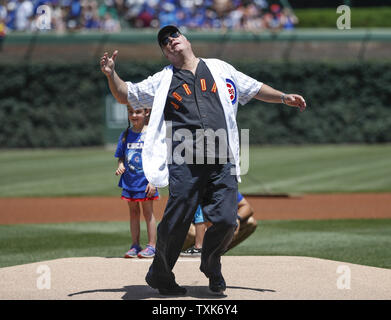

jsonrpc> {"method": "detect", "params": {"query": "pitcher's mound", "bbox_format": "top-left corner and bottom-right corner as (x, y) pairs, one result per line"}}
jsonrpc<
(0, 256), (390, 300)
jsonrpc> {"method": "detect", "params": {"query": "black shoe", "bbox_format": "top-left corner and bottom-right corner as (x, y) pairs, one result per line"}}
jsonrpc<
(145, 271), (158, 289)
(146, 272), (187, 296)
(208, 275), (226, 295)
(199, 264), (209, 277)
(158, 283), (187, 296)
(180, 246), (202, 257)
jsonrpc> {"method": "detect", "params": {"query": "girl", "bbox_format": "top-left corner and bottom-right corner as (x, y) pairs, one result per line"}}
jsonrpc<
(115, 104), (158, 258)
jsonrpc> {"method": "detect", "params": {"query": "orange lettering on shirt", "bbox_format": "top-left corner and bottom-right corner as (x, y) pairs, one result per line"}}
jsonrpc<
(170, 101), (180, 110)
(200, 79), (207, 91)
(172, 92), (182, 101)
(182, 84), (192, 95)
(211, 82), (217, 93)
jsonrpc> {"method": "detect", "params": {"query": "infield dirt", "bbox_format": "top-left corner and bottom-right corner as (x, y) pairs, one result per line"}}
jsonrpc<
(0, 256), (390, 300)
(1, 193), (390, 225)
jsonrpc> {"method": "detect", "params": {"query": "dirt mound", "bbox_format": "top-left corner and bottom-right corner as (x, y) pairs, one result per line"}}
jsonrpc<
(0, 256), (390, 300)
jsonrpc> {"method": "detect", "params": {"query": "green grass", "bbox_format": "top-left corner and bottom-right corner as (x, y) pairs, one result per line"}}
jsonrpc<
(1, 219), (390, 269)
(0, 147), (120, 197)
(229, 219), (391, 269)
(0, 144), (391, 197)
(240, 144), (391, 194)
(0, 221), (133, 268)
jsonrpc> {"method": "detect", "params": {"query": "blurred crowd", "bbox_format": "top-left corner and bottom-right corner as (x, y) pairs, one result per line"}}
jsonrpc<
(0, 0), (298, 34)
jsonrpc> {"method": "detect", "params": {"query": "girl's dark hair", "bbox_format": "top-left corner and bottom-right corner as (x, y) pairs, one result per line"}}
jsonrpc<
(121, 118), (131, 144)
(144, 108), (151, 125)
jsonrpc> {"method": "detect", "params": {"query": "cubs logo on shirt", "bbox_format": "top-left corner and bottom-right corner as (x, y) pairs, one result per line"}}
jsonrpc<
(126, 149), (143, 174)
(226, 79), (237, 105)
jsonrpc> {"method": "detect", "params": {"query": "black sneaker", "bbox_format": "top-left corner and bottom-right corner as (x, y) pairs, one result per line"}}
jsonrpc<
(158, 283), (187, 296)
(145, 271), (158, 288)
(145, 272), (187, 296)
(180, 246), (202, 257)
(208, 274), (226, 295)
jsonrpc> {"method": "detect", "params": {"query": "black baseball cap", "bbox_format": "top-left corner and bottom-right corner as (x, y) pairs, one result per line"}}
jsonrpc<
(157, 25), (180, 47)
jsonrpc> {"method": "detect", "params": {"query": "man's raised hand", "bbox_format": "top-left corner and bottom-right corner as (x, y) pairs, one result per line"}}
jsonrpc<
(100, 50), (118, 77)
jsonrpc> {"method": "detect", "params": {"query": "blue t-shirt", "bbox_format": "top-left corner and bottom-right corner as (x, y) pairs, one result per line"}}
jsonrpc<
(115, 130), (149, 192)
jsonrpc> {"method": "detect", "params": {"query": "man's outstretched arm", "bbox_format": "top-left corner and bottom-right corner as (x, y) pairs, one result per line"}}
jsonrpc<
(100, 50), (128, 105)
(254, 84), (306, 112)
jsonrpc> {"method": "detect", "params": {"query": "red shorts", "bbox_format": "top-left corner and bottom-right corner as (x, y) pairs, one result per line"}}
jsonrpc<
(121, 189), (159, 202)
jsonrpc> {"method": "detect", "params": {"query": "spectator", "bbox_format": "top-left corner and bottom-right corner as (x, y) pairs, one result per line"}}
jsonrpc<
(113, 0), (126, 16)
(158, 1), (177, 27)
(174, 7), (189, 28)
(82, 0), (100, 30)
(47, 1), (67, 33)
(242, 2), (265, 31)
(186, 4), (207, 30)
(224, 5), (244, 30)
(213, 0), (233, 18)
(0, 0), (6, 50)
(203, 6), (219, 29)
(98, 0), (119, 21)
(123, 0), (143, 27)
(264, 3), (283, 31)
(134, 10), (153, 27)
(102, 11), (120, 32)
(281, 7), (298, 30)
(15, 0), (34, 31)
(0, 0), (7, 30)
(134, 0), (159, 28)
(0, 0), (300, 33)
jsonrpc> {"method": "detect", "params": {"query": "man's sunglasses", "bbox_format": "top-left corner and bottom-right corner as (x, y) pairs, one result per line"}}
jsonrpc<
(160, 31), (180, 47)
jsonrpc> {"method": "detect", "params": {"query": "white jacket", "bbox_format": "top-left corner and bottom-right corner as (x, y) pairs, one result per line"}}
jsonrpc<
(126, 58), (263, 188)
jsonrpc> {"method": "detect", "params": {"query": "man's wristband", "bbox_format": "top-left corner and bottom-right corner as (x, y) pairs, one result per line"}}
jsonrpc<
(281, 93), (286, 104)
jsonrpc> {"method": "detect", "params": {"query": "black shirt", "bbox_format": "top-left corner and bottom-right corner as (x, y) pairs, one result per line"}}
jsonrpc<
(164, 59), (229, 164)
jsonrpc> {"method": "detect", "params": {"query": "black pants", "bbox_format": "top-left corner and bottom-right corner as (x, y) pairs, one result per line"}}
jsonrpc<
(147, 162), (238, 286)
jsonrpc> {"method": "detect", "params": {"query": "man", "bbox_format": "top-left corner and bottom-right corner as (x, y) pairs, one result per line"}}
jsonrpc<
(181, 192), (257, 256)
(100, 25), (306, 296)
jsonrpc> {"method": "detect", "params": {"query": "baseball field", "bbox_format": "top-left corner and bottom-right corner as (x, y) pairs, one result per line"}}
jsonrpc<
(0, 144), (390, 300)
